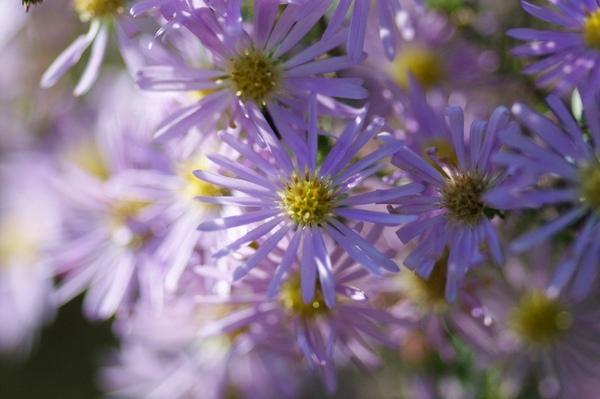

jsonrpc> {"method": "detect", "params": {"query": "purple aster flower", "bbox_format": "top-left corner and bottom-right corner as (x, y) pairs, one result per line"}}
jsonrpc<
(508, 0), (600, 94)
(40, 0), (144, 95)
(474, 248), (600, 399)
(197, 226), (408, 393)
(134, 0), (367, 142)
(486, 92), (600, 298)
(194, 104), (422, 306)
(0, 153), (61, 354)
(390, 105), (512, 301)
(102, 271), (302, 399)
(49, 82), (171, 320)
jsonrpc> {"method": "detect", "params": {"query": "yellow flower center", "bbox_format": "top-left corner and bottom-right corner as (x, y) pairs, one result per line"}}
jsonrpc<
(0, 216), (40, 266)
(66, 139), (110, 181)
(108, 200), (152, 249)
(73, 0), (124, 21)
(229, 49), (280, 104)
(510, 292), (572, 345)
(584, 9), (600, 49)
(280, 172), (335, 227)
(389, 46), (445, 89)
(441, 173), (488, 225)
(423, 137), (458, 168)
(280, 277), (328, 318)
(407, 257), (448, 311)
(180, 157), (228, 200)
(580, 163), (600, 212)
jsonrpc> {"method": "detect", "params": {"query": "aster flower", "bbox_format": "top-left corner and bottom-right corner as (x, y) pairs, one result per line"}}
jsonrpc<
(0, 154), (60, 354)
(49, 80), (171, 319)
(198, 226), (408, 393)
(486, 92), (600, 298)
(509, 0), (600, 94)
(134, 0), (367, 142)
(194, 104), (422, 306)
(474, 249), (600, 399)
(390, 105), (512, 301)
(102, 271), (302, 399)
(40, 0), (142, 95)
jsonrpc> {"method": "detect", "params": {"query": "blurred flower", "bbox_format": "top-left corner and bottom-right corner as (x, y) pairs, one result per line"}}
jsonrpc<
(509, 0), (600, 94)
(476, 249), (600, 399)
(197, 227), (407, 393)
(40, 0), (143, 95)
(0, 154), (61, 354)
(390, 105), (512, 300)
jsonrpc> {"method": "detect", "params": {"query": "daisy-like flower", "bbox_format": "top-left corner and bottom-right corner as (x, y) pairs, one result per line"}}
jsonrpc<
(509, 0), (600, 94)
(102, 271), (302, 399)
(40, 0), (142, 95)
(194, 103), (421, 306)
(390, 105), (512, 301)
(0, 154), (61, 354)
(198, 226), (407, 393)
(475, 249), (600, 399)
(49, 80), (170, 319)
(134, 0), (367, 142)
(486, 92), (600, 298)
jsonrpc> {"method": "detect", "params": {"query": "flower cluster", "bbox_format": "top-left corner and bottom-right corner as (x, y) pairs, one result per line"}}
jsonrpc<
(2, 1), (600, 398)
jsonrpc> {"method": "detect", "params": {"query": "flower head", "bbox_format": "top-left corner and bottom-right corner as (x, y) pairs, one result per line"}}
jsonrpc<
(194, 103), (421, 307)
(135, 0), (367, 142)
(508, 0), (600, 94)
(391, 105), (512, 300)
(486, 92), (600, 298)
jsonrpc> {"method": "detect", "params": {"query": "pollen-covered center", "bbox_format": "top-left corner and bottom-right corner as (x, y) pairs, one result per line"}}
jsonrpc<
(441, 173), (487, 225)
(390, 46), (445, 89)
(280, 172), (335, 227)
(280, 277), (327, 318)
(229, 49), (280, 104)
(408, 257), (448, 311)
(73, 0), (124, 20)
(584, 9), (600, 49)
(580, 164), (600, 212)
(510, 292), (572, 345)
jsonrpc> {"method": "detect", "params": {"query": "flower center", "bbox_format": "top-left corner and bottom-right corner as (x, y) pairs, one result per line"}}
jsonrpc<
(408, 256), (448, 311)
(181, 158), (228, 200)
(0, 216), (40, 266)
(580, 164), (600, 212)
(510, 292), (572, 345)
(583, 9), (600, 49)
(390, 46), (445, 89)
(441, 173), (487, 225)
(229, 49), (280, 104)
(109, 200), (152, 249)
(280, 277), (327, 318)
(280, 172), (335, 227)
(73, 0), (124, 21)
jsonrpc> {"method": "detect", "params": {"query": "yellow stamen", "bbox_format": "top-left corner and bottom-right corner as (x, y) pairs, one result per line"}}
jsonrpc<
(280, 171), (335, 227)
(73, 0), (124, 21)
(389, 46), (445, 89)
(584, 9), (600, 49)
(229, 49), (280, 104)
(441, 173), (487, 225)
(510, 292), (572, 345)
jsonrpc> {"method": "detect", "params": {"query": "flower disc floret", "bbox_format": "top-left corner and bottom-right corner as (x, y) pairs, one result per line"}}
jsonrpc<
(580, 163), (600, 212)
(441, 173), (488, 225)
(510, 292), (572, 345)
(584, 9), (600, 49)
(280, 277), (328, 318)
(391, 46), (444, 89)
(73, 0), (123, 20)
(280, 172), (335, 228)
(229, 49), (280, 104)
